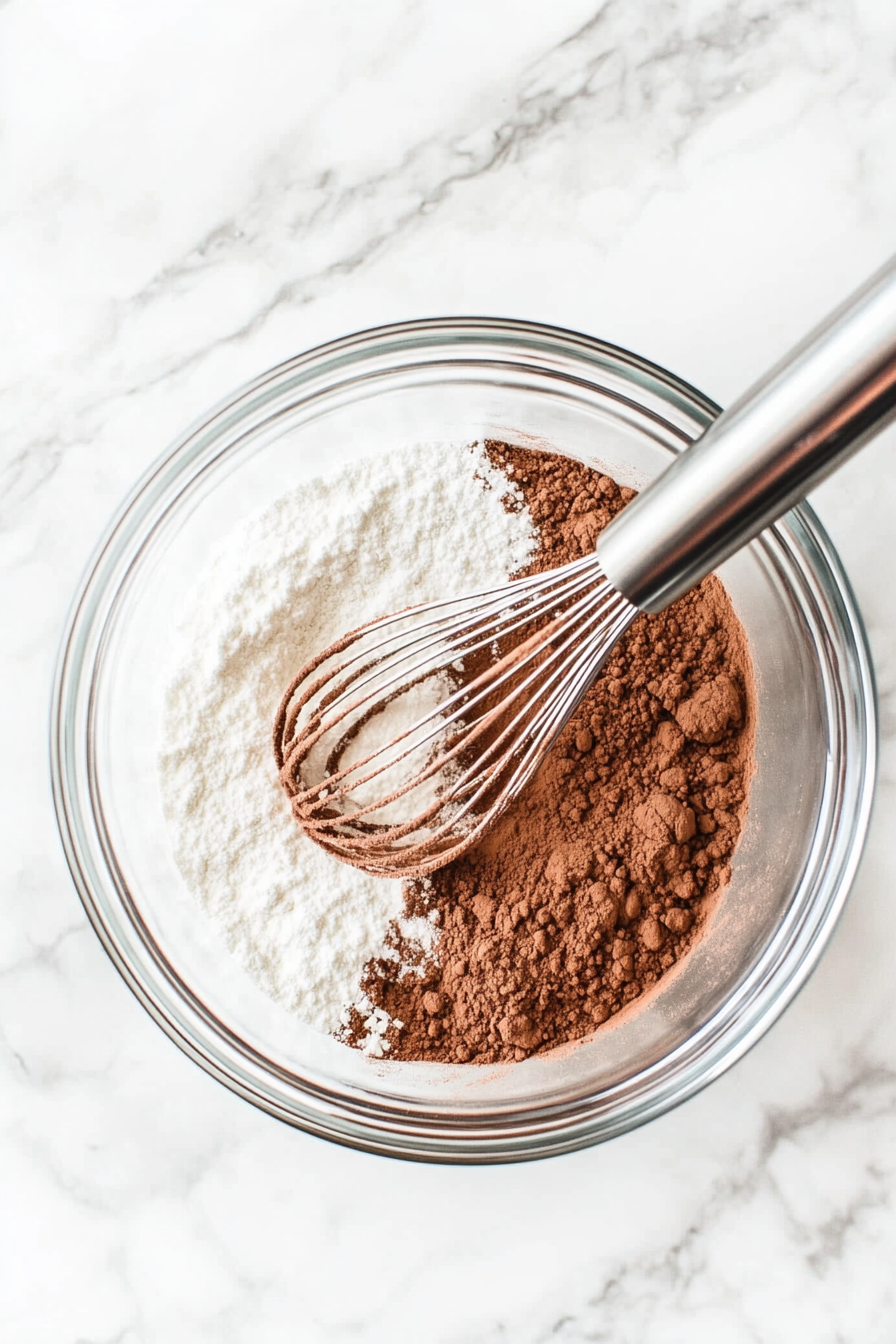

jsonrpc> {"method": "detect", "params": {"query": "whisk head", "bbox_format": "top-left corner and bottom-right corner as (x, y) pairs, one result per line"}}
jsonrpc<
(273, 555), (636, 877)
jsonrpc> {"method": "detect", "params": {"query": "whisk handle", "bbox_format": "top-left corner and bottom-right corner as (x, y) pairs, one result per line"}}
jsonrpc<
(597, 254), (896, 613)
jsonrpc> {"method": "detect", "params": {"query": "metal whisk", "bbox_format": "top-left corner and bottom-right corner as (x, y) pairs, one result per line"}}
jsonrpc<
(275, 255), (896, 878)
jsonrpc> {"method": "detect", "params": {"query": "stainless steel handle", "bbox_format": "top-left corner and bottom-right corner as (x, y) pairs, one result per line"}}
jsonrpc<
(596, 254), (896, 613)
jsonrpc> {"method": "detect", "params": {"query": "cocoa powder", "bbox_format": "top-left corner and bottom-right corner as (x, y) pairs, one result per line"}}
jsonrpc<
(348, 441), (755, 1064)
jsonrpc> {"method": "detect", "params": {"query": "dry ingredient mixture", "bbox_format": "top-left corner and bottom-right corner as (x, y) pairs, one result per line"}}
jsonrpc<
(161, 435), (754, 1064)
(345, 442), (754, 1063)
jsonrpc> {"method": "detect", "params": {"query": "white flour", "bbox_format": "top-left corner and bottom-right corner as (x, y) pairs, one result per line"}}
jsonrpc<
(159, 442), (535, 1051)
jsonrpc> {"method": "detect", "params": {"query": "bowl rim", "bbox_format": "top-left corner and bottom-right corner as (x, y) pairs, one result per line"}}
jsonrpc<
(50, 316), (878, 1163)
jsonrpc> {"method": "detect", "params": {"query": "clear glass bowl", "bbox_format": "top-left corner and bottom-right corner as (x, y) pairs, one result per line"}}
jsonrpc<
(51, 319), (876, 1162)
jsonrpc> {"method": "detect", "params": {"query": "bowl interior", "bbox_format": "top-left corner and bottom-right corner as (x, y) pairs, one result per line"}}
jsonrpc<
(59, 324), (872, 1157)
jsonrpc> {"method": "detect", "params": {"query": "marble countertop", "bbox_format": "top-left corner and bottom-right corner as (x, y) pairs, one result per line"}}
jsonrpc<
(3, 2), (896, 1339)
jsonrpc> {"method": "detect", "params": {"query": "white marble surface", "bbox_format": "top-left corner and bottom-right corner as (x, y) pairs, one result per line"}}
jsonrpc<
(3, 1), (896, 1338)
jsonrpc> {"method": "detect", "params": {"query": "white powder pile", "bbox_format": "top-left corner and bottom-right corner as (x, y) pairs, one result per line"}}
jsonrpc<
(159, 441), (536, 1050)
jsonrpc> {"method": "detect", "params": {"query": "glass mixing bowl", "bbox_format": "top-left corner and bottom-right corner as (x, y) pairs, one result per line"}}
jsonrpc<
(52, 319), (876, 1162)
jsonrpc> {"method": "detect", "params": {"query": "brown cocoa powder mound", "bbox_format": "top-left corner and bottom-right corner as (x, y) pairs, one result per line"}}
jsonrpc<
(349, 441), (755, 1064)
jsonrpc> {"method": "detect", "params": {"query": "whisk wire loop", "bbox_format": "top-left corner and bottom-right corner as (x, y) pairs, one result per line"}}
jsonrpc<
(274, 555), (636, 876)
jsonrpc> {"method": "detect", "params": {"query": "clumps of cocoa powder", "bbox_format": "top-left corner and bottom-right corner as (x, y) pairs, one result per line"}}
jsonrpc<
(347, 441), (755, 1064)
